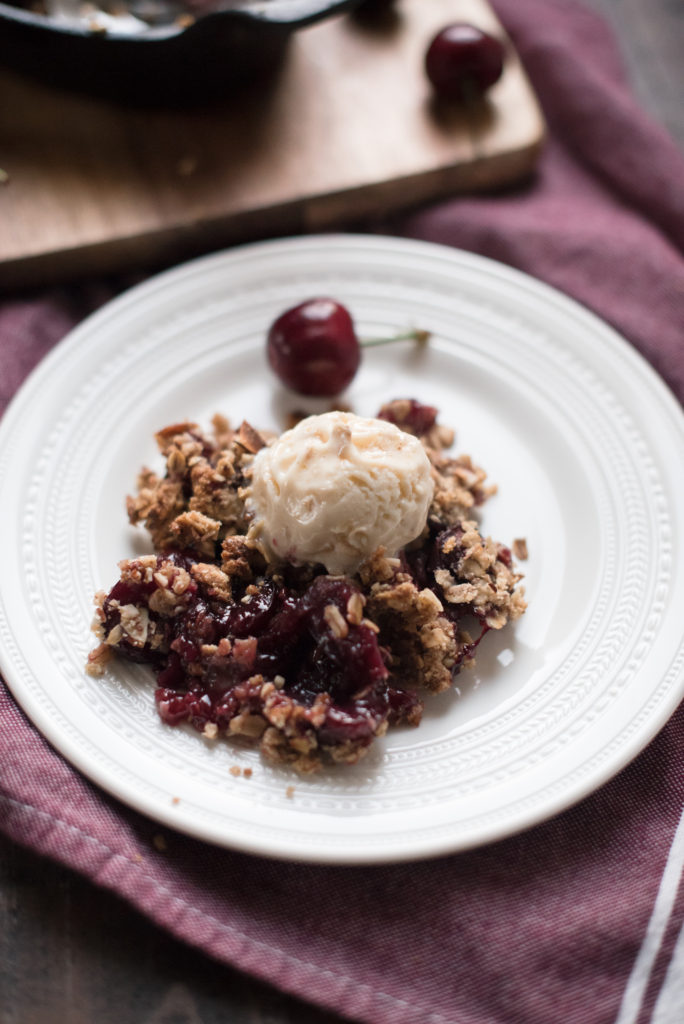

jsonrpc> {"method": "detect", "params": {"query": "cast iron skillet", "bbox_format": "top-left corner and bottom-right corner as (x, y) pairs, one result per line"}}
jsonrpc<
(0, 0), (362, 103)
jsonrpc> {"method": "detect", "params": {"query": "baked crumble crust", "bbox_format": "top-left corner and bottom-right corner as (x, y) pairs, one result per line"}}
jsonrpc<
(126, 418), (262, 553)
(513, 537), (529, 561)
(366, 574), (458, 694)
(90, 404), (526, 772)
(432, 520), (526, 630)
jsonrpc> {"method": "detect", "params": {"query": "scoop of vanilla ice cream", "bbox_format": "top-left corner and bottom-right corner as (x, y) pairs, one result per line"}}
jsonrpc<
(246, 411), (434, 575)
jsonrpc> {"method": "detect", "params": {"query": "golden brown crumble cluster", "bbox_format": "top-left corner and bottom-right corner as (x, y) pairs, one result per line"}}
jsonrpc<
(88, 401), (526, 773)
(125, 416), (269, 554)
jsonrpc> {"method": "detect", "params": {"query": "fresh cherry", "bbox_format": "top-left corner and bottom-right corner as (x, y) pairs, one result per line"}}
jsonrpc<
(267, 298), (429, 397)
(425, 23), (505, 101)
(267, 298), (360, 397)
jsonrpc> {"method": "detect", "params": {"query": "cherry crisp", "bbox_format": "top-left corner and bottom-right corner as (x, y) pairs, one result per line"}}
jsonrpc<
(87, 400), (526, 773)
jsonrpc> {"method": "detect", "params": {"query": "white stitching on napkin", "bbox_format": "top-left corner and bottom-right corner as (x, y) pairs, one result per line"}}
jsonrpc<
(0, 794), (457, 1024)
(614, 801), (684, 1024)
(651, 921), (684, 1024)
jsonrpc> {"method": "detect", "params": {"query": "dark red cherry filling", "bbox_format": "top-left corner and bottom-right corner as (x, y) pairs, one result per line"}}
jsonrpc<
(378, 398), (438, 436)
(103, 567), (419, 747)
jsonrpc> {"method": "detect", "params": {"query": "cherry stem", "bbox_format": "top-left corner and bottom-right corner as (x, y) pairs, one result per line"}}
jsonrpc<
(360, 328), (431, 349)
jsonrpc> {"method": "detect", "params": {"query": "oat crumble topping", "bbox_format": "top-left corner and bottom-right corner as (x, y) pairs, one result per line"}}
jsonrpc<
(513, 537), (529, 561)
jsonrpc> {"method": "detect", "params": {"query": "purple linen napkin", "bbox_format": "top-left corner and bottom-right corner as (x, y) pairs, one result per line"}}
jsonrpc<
(2, 2), (684, 1023)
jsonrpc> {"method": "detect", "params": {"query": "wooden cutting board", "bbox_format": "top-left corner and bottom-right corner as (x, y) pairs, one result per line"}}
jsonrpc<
(0, 0), (544, 288)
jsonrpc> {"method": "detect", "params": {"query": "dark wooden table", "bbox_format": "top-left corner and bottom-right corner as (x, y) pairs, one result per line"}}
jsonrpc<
(1, 2), (682, 1022)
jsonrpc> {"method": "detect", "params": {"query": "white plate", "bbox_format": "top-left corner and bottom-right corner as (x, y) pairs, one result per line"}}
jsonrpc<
(1, 235), (683, 863)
